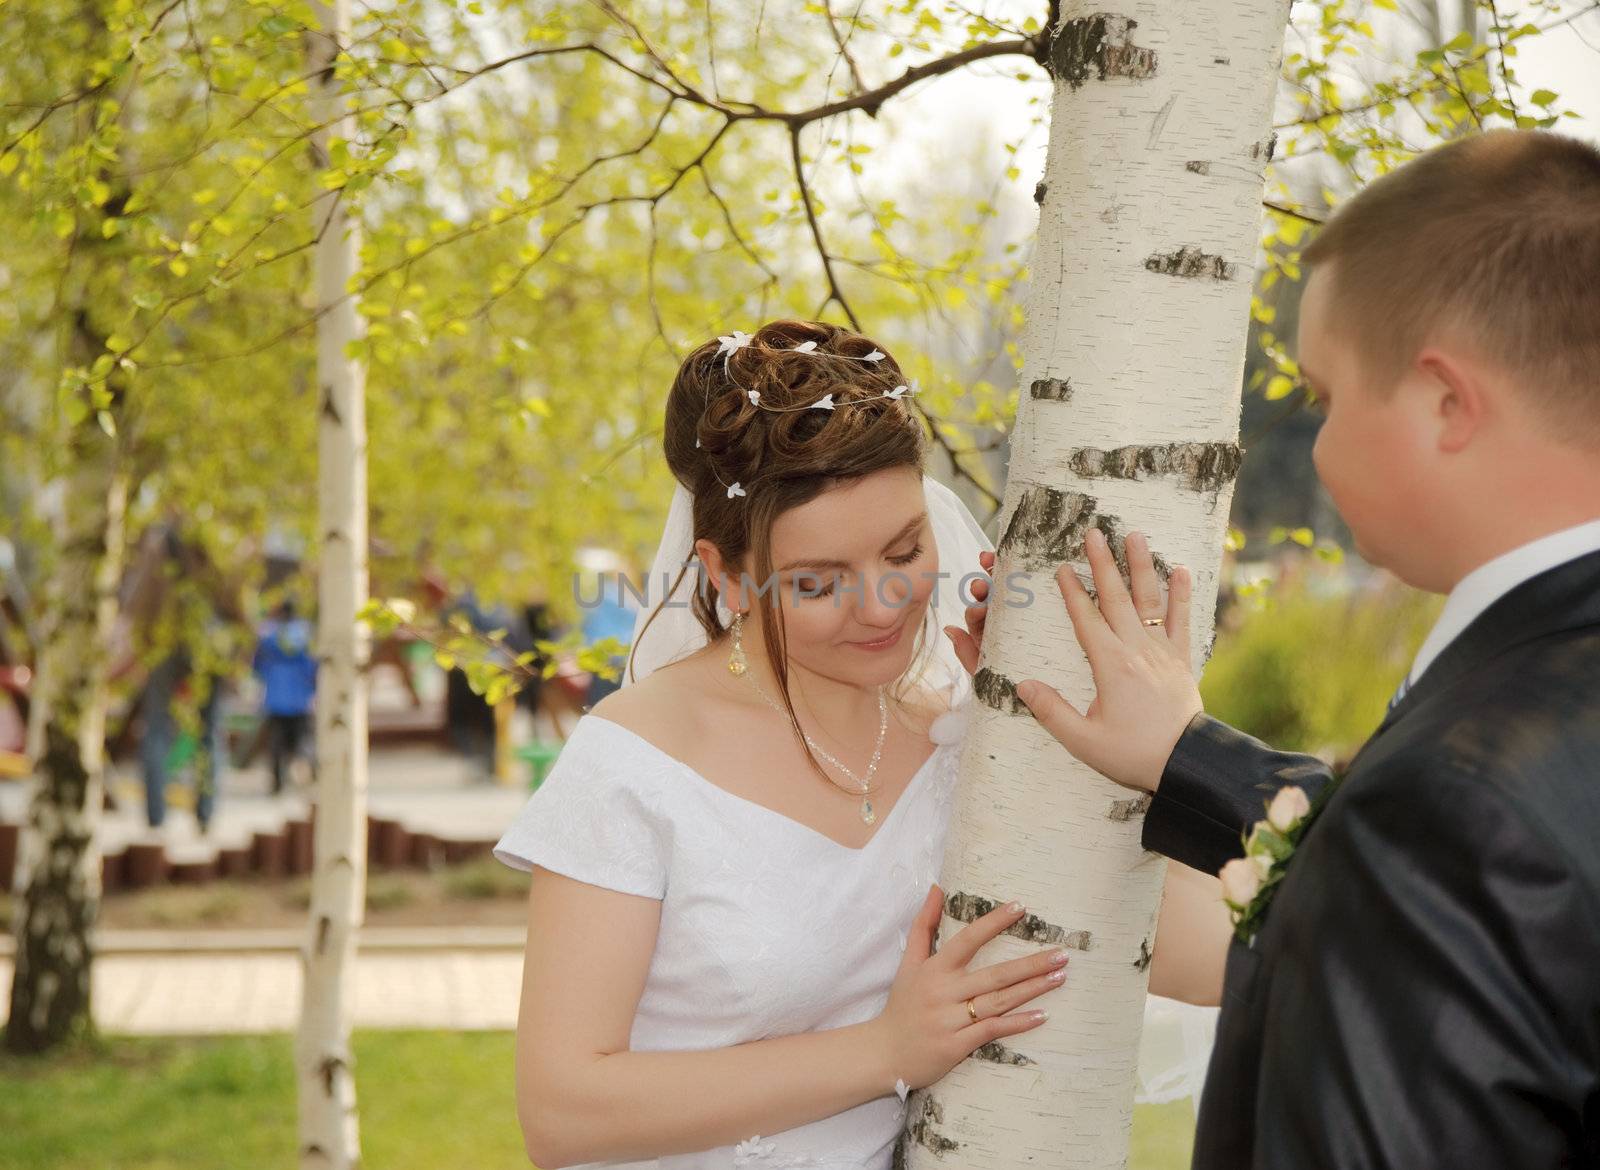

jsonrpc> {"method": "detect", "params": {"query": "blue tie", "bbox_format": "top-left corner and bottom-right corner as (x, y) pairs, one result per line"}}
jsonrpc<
(1386, 673), (1412, 715)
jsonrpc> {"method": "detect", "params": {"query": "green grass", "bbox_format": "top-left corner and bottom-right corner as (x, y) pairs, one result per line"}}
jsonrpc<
(0, 1031), (527, 1170)
(0, 1031), (1195, 1169)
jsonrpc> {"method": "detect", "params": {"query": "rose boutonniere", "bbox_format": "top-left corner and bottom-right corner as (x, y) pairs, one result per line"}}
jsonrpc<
(1219, 784), (1332, 945)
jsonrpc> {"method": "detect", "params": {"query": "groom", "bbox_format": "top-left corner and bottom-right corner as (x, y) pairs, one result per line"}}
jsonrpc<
(1011, 129), (1600, 1167)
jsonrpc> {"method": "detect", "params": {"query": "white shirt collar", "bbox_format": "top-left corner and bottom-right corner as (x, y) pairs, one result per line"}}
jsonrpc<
(1407, 517), (1600, 686)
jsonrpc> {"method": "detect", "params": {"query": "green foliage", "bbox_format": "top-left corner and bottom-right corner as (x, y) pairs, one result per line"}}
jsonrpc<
(360, 597), (628, 703)
(1201, 565), (1443, 758)
(3, 0), (1044, 646)
(1250, 0), (1578, 399)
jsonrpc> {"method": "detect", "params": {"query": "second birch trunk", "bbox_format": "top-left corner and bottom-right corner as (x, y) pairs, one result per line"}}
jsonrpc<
(298, 3), (371, 1166)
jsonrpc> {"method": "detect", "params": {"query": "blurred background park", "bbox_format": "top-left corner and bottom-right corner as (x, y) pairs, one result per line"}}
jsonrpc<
(2, 0), (1598, 1166)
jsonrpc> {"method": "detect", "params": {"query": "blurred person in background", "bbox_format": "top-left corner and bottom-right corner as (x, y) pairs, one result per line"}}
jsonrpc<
(252, 598), (317, 795)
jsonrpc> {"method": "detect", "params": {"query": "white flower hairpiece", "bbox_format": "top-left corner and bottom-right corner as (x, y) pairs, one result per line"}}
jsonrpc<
(737, 381), (915, 415)
(703, 330), (919, 501)
(716, 330), (754, 368)
(712, 327), (886, 369)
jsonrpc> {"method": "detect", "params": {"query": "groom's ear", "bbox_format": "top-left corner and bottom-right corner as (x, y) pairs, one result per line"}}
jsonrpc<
(1417, 346), (1487, 455)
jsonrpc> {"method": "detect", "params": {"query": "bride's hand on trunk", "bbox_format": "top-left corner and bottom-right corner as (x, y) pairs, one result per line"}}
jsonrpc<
(942, 549), (994, 677)
(871, 883), (1064, 1092)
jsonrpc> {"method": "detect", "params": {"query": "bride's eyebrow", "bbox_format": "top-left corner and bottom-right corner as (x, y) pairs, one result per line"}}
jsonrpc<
(777, 510), (928, 573)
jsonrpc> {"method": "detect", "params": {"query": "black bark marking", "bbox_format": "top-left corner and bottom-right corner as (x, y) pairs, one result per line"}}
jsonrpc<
(319, 1053), (348, 1096)
(1109, 793), (1153, 822)
(1185, 160), (1211, 175)
(973, 1040), (1037, 1067)
(945, 891), (1093, 950)
(1029, 376), (1073, 402)
(1033, 180), (1049, 205)
(1048, 14), (1157, 89)
(1067, 441), (1243, 494)
(973, 666), (1028, 716)
(1213, 56), (1231, 65)
(999, 487), (1172, 581)
(908, 1093), (961, 1156)
(1135, 937), (1154, 971)
(997, 485), (1096, 572)
(315, 914), (331, 955)
(320, 385), (342, 423)
(1144, 246), (1236, 281)
(1249, 132), (1279, 162)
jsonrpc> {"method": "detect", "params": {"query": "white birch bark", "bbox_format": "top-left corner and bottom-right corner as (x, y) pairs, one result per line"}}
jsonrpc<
(901, 3), (1290, 1166)
(5, 461), (125, 1053)
(5, 0), (131, 1050)
(298, 3), (371, 1165)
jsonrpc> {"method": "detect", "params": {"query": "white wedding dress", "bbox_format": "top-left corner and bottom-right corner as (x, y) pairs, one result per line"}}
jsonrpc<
(494, 684), (974, 1170)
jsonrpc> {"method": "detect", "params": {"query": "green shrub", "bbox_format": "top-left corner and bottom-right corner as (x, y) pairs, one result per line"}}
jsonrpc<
(1201, 568), (1441, 761)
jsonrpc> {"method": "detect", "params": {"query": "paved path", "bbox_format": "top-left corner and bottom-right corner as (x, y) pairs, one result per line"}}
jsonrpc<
(0, 929), (527, 1034)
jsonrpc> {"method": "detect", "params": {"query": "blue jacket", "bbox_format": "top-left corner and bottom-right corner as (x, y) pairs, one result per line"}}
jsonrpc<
(253, 618), (317, 716)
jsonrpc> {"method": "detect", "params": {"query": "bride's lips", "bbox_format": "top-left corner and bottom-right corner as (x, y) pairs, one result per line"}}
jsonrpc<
(847, 622), (904, 651)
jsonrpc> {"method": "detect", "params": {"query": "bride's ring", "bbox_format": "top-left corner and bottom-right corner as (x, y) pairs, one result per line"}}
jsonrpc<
(1142, 617), (1165, 628)
(965, 997), (980, 1022)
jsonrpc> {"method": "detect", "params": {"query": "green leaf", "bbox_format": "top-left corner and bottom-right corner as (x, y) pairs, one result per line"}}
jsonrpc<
(1265, 374), (1296, 400)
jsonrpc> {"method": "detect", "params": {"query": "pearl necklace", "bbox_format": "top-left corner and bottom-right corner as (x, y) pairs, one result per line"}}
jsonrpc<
(747, 680), (888, 825)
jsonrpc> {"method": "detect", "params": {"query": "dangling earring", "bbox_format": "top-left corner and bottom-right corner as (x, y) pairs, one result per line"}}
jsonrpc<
(727, 610), (748, 676)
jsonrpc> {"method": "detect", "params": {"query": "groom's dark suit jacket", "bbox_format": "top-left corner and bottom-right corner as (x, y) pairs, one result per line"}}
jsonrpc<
(1143, 548), (1600, 1169)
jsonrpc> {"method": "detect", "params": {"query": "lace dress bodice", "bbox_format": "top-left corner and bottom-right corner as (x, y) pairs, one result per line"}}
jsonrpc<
(493, 697), (973, 1170)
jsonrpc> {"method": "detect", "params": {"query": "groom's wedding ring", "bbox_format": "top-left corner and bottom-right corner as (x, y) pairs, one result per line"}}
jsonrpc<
(966, 997), (979, 1022)
(1142, 617), (1165, 627)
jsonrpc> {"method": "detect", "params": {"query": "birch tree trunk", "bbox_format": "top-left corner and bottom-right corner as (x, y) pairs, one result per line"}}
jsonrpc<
(298, 3), (370, 1164)
(4, 449), (126, 1054)
(901, 3), (1289, 1165)
(5, 0), (130, 1055)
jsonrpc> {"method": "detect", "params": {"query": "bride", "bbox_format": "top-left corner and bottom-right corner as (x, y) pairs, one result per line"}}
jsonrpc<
(493, 319), (1219, 1169)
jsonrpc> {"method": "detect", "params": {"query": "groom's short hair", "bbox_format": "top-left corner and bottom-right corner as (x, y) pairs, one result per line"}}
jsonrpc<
(1302, 129), (1600, 443)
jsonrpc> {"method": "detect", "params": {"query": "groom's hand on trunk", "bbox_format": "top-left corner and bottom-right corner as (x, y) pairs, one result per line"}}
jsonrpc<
(1016, 528), (1204, 793)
